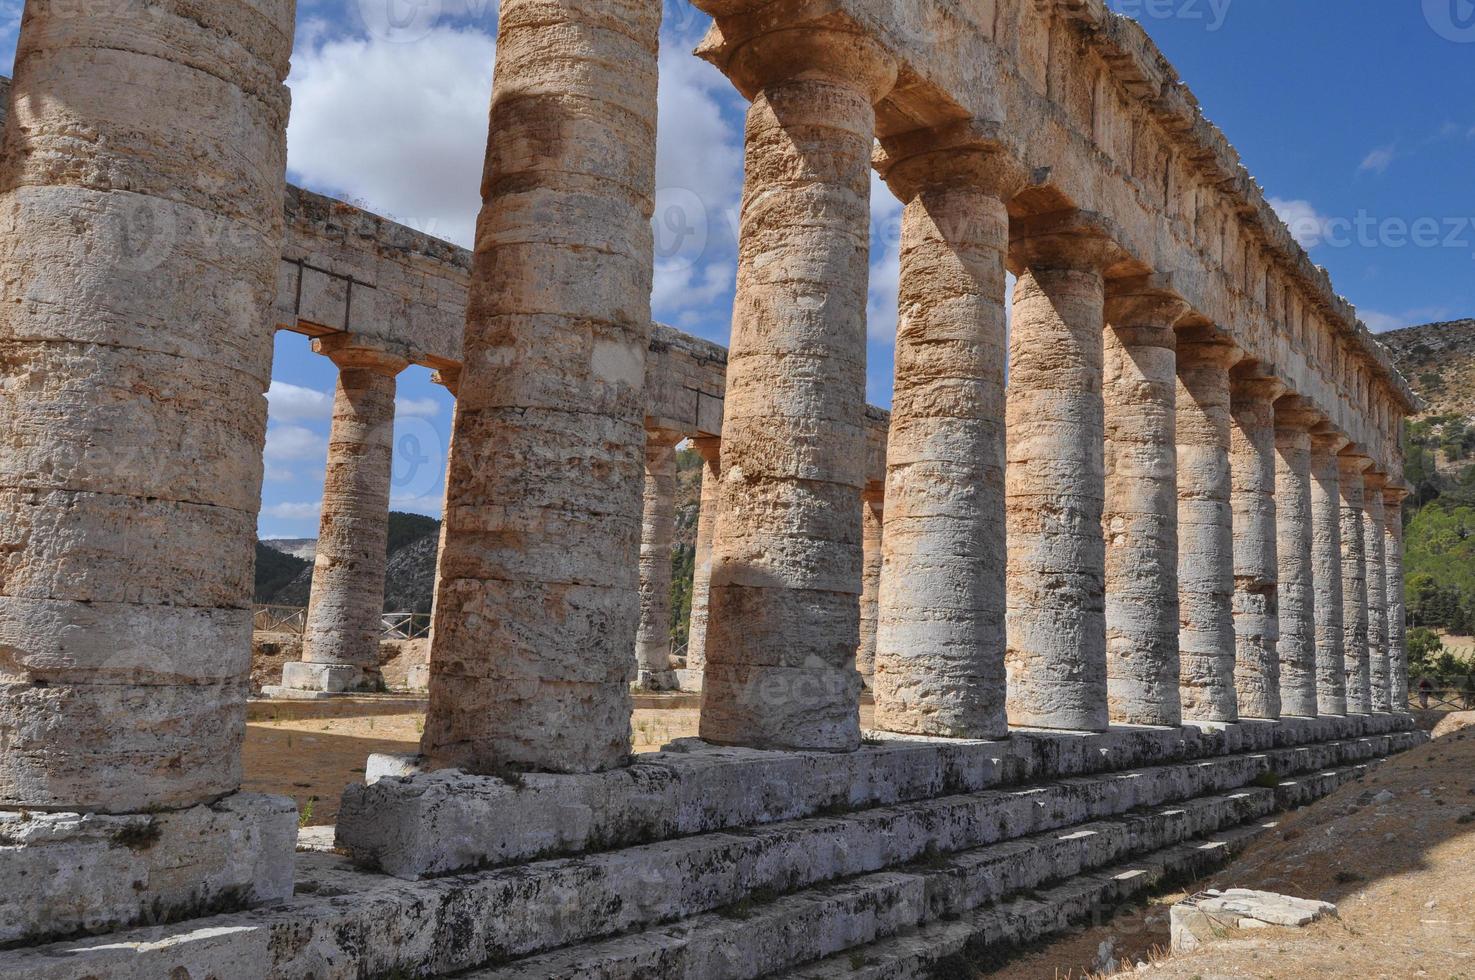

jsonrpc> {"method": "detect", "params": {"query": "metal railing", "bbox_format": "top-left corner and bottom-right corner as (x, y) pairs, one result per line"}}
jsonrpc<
(253, 604), (307, 634)
(251, 605), (432, 641)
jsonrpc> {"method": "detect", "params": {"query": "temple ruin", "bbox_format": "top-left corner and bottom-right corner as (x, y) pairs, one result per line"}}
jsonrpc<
(0, 0), (1429, 976)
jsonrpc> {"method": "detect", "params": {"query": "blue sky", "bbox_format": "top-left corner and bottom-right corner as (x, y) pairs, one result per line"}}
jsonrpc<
(0, 1), (1468, 537)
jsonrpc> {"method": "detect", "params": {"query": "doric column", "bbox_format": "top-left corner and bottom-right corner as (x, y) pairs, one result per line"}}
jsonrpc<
(1175, 329), (1243, 723)
(423, 366), (459, 654)
(1339, 453), (1373, 713)
(1364, 473), (1391, 712)
(1102, 283), (1187, 727)
(1384, 488), (1409, 712)
(1229, 371), (1285, 720)
(1006, 213), (1120, 733)
(284, 337), (408, 693)
(698, 25), (897, 752)
(1274, 400), (1320, 718)
(1309, 431), (1349, 715)
(635, 428), (682, 691)
(858, 484), (884, 684)
(422, 0), (661, 774)
(0, 2), (293, 813)
(871, 132), (1023, 738)
(681, 436), (721, 690)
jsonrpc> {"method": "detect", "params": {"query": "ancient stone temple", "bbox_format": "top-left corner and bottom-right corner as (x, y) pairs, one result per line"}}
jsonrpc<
(0, 0), (1427, 976)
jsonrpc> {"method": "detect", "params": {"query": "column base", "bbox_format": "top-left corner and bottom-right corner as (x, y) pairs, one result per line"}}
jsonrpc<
(0, 792), (296, 947)
(636, 669), (678, 692)
(263, 661), (379, 698)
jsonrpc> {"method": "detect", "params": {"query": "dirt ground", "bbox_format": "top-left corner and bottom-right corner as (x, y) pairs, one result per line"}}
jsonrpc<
(243, 694), (877, 826)
(976, 713), (1475, 979)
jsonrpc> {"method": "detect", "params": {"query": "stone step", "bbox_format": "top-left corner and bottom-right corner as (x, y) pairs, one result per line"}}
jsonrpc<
(339, 714), (1417, 878)
(467, 761), (1361, 980)
(0, 736), (1412, 980)
(466, 795), (1271, 980)
(777, 823), (1272, 980)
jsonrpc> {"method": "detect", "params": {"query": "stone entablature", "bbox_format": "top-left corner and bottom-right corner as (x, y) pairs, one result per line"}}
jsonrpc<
(697, 0), (1414, 483)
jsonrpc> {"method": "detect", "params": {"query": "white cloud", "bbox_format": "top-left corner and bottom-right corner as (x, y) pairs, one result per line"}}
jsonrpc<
(263, 500), (324, 521)
(1358, 145), (1396, 175)
(1360, 306), (1452, 333)
(396, 396), (441, 418)
(267, 380), (333, 422)
(1269, 197), (1334, 250)
(286, 27), (497, 248)
(264, 424), (328, 462)
(652, 260), (734, 321)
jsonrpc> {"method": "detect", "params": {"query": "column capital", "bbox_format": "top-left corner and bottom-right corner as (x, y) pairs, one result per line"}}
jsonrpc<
(1363, 470), (1389, 493)
(1103, 276), (1192, 332)
(874, 119), (1029, 203)
(431, 366), (461, 397)
(1011, 208), (1129, 273)
(1310, 424), (1352, 455)
(712, 15), (899, 104)
(645, 426), (685, 450)
(1383, 485), (1410, 506)
(1274, 395), (1323, 432)
(1229, 365), (1287, 404)
(690, 435), (722, 464)
(1337, 450), (1374, 476)
(313, 333), (410, 377)
(1175, 325), (1243, 369)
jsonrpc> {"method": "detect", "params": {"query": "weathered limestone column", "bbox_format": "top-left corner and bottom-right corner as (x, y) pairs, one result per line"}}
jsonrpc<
(0, 1), (294, 812)
(1339, 453), (1373, 714)
(1384, 488), (1409, 711)
(698, 25), (897, 751)
(871, 133), (1022, 738)
(858, 483), (884, 684)
(681, 436), (721, 690)
(1274, 400), (1320, 718)
(422, 0), (661, 774)
(1175, 330), (1243, 723)
(1102, 284), (1187, 728)
(1006, 214), (1119, 733)
(1229, 372), (1284, 720)
(635, 429), (682, 691)
(1364, 473), (1391, 712)
(1309, 432), (1349, 715)
(284, 338), (408, 693)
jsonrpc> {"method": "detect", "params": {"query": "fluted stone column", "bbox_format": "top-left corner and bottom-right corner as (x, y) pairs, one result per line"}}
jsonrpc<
(283, 338), (408, 694)
(636, 429), (682, 691)
(1176, 331), (1243, 723)
(1339, 453), (1373, 714)
(1310, 432), (1349, 715)
(872, 137), (1021, 738)
(1006, 216), (1118, 733)
(1274, 401), (1319, 718)
(1384, 489), (1409, 711)
(1364, 473), (1391, 712)
(1102, 285), (1186, 727)
(681, 436), (721, 690)
(1229, 373), (1284, 720)
(423, 0), (661, 774)
(856, 486), (883, 683)
(0, 2), (293, 813)
(699, 26), (897, 752)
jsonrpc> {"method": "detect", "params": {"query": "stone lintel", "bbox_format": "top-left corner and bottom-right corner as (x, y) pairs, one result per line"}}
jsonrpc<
(431, 366), (462, 397)
(0, 792), (296, 947)
(335, 713), (1413, 880)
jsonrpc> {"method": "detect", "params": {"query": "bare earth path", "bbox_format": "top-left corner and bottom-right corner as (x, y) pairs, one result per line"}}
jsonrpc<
(980, 713), (1475, 979)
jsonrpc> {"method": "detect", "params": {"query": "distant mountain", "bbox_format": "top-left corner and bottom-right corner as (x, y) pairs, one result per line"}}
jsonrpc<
(1379, 319), (1475, 421)
(254, 512), (442, 612)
